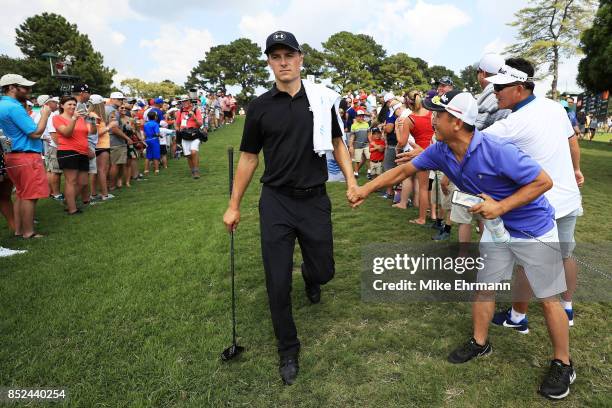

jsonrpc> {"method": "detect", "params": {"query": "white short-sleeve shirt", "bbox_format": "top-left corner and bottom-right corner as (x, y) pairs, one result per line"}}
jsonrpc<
(486, 96), (581, 219)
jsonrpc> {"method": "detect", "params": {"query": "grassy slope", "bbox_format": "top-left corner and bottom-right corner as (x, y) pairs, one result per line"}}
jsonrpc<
(0, 118), (610, 407)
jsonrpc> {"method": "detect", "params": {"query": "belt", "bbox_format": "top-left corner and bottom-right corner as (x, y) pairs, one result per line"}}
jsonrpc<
(270, 184), (326, 198)
(8, 150), (39, 154)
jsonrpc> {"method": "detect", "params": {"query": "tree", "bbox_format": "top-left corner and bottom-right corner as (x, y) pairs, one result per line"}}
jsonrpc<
(376, 53), (429, 93)
(120, 78), (185, 99)
(300, 43), (326, 78)
(14, 12), (115, 95)
(577, 0), (612, 92)
(505, 0), (596, 99)
(460, 64), (480, 92)
(187, 38), (268, 102)
(321, 31), (386, 91)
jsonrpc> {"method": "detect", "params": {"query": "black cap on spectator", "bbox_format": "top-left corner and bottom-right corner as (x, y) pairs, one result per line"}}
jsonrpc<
(264, 31), (302, 54)
(72, 83), (90, 93)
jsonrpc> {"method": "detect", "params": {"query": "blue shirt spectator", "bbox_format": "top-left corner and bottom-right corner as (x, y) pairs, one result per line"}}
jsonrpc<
(0, 95), (42, 152)
(412, 129), (554, 238)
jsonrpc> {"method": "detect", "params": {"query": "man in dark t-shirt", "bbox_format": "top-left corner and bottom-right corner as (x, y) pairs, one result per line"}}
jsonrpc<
(223, 31), (355, 386)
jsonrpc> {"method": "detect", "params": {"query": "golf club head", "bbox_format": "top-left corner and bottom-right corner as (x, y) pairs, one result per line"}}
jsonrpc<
(221, 344), (245, 361)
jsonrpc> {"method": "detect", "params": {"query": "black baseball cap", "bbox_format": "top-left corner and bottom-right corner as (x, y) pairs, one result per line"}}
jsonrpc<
(437, 76), (454, 86)
(264, 31), (302, 54)
(370, 127), (382, 133)
(72, 83), (90, 93)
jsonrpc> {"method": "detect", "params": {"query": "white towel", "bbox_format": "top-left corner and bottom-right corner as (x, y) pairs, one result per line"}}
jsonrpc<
(302, 79), (345, 156)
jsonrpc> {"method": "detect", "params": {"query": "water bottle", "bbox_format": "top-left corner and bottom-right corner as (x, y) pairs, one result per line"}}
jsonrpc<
(484, 217), (511, 243)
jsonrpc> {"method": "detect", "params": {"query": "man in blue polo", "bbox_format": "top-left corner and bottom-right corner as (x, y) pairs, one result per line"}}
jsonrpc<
(347, 90), (575, 400)
(0, 74), (52, 239)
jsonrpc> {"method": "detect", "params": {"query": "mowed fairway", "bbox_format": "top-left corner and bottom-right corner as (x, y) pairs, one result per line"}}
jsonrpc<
(1, 117), (611, 407)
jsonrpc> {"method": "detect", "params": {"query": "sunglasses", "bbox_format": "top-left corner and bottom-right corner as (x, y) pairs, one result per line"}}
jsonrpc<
(493, 82), (521, 92)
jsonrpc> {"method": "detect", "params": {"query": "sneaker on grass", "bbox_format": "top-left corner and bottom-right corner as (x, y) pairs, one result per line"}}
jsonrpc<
(538, 359), (576, 400)
(492, 308), (529, 334)
(448, 337), (492, 364)
(565, 308), (574, 327)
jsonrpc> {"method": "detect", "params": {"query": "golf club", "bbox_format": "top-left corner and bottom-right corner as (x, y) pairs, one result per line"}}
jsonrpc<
(221, 146), (245, 361)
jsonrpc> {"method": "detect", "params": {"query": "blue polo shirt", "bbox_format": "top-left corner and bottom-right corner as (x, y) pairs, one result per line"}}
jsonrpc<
(412, 129), (554, 238)
(0, 96), (42, 152)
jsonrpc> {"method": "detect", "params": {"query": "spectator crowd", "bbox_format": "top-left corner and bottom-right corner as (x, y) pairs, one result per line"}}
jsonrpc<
(0, 74), (238, 252)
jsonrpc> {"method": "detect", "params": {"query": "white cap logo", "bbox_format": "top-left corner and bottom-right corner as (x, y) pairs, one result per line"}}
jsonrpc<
(441, 94), (449, 103)
(273, 32), (286, 40)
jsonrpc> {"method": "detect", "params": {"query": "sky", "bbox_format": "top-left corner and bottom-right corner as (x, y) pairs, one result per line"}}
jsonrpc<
(0, 0), (588, 97)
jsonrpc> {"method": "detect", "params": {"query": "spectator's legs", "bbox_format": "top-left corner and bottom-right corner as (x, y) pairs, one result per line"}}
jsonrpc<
(458, 223), (472, 243)
(124, 159), (132, 187)
(131, 155), (139, 179)
(561, 257), (578, 303)
(0, 178), (15, 232)
(542, 299), (571, 364)
(96, 152), (109, 197)
(78, 171), (89, 203)
(16, 198), (37, 237)
(63, 169), (79, 213)
(472, 290), (496, 345)
(393, 177), (412, 209)
(414, 171), (430, 223)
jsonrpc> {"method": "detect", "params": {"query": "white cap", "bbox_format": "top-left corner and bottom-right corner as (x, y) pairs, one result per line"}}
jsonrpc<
(390, 102), (403, 114)
(486, 64), (533, 85)
(477, 53), (505, 75)
(109, 91), (125, 99)
(131, 105), (139, 111)
(37, 95), (59, 105)
(160, 120), (168, 128)
(37, 95), (51, 105)
(171, 100), (177, 106)
(423, 91), (478, 126)
(383, 92), (395, 103)
(89, 94), (105, 104)
(26, 100), (34, 106)
(0, 73), (35, 87)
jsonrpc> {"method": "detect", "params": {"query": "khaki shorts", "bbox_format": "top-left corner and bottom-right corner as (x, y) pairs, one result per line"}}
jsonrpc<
(353, 147), (370, 162)
(451, 204), (483, 224)
(370, 161), (383, 175)
(45, 145), (62, 174)
(430, 171), (454, 210)
(110, 145), (127, 165)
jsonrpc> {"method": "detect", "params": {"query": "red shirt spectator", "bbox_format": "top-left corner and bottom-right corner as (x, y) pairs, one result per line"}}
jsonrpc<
(369, 137), (385, 162)
(175, 105), (203, 130)
(409, 111), (434, 149)
(53, 115), (89, 154)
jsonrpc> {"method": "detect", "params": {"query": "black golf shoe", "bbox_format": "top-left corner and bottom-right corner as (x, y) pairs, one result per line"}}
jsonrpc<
(448, 337), (492, 364)
(539, 359), (576, 400)
(301, 263), (321, 304)
(279, 354), (299, 385)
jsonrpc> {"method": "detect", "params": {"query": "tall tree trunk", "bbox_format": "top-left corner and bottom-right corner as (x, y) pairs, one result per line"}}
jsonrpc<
(551, 45), (559, 100)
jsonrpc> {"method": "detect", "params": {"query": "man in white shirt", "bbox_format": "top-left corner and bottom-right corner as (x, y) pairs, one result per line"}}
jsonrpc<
(32, 95), (62, 199)
(485, 58), (584, 331)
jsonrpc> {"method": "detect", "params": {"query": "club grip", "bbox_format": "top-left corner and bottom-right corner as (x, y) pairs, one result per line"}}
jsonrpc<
(228, 146), (234, 196)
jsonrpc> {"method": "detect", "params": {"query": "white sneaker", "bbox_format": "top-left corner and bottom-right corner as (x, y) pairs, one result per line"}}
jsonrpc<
(0, 247), (27, 257)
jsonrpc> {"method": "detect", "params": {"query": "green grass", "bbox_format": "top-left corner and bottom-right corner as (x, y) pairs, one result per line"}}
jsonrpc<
(1, 118), (611, 407)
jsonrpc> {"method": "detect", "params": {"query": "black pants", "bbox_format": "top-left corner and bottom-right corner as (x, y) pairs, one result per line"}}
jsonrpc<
(259, 185), (335, 357)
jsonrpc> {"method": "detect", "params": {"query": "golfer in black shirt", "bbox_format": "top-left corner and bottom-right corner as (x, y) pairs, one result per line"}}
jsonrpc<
(223, 31), (355, 385)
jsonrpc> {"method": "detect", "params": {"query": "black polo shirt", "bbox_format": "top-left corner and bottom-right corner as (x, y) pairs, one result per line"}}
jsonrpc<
(240, 82), (343, 189)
